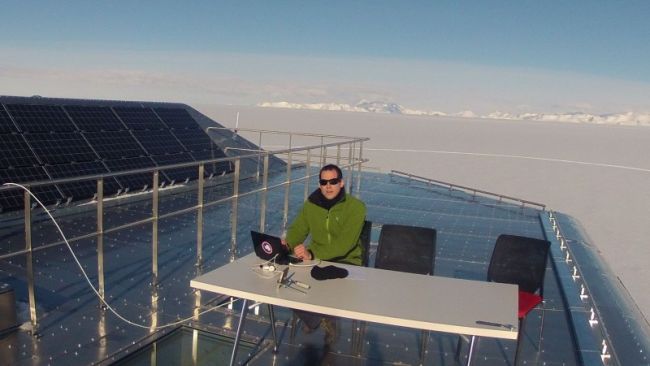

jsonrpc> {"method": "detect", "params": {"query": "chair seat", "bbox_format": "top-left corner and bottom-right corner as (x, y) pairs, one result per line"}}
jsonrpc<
(518, 291), (542, 318)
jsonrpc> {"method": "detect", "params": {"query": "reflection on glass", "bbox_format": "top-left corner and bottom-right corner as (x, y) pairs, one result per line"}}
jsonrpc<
(97, 310), (107, 361)
(150, 289), (159, 334)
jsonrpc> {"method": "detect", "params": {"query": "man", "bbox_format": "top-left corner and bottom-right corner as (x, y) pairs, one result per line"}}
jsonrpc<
(283, 164), (367, 344)
(285, 164), (366, 264)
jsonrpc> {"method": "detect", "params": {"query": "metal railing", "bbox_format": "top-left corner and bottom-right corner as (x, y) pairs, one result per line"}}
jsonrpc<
(390, 170), (546, 210)
(544, 212), (610, 365)
(0, 129), (368, 331)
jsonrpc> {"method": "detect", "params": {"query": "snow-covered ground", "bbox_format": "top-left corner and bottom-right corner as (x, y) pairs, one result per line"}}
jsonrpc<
(200, 104), (650, 322)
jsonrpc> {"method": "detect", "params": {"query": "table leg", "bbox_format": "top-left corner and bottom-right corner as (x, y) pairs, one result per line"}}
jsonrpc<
(229, 299), (249, 366)
(419, 330), (429, 364)
(267, 304), (279, 353)
(465, 335), (477, 366)
(352, 320), (366, 356)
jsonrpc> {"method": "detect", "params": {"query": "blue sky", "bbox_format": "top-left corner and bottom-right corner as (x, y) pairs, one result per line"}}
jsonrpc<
(1, 1), (649, 114)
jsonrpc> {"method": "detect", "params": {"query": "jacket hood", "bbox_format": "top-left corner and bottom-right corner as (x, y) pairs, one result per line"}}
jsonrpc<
(308, 187), (346, 210)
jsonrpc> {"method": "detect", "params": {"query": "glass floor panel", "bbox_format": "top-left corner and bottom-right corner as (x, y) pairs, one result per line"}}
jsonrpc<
(113, 327), (255, 366)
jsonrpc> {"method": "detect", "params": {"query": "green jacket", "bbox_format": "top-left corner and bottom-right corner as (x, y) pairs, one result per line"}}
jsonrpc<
(286, 191), (366, 265)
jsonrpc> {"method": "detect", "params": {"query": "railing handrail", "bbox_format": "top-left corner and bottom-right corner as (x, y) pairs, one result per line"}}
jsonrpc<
(207, 126), (366, 141)
(390, 170), (546, 209)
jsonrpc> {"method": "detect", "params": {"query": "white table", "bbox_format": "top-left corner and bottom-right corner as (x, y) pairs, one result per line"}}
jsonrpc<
(191, 253), (518, 365)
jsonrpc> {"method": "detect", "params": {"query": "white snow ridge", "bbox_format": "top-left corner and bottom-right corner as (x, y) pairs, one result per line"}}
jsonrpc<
(258, 100), (650, 126)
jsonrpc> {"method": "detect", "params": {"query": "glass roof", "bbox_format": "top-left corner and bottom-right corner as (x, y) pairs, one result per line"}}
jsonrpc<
(0, 168), (589, 365)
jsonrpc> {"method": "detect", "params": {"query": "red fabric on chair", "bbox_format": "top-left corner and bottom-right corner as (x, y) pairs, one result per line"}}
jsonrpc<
(518, 291), (542, 319)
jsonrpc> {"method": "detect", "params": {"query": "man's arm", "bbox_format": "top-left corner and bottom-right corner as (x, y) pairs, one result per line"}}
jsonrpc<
(285, 205), (310, 249)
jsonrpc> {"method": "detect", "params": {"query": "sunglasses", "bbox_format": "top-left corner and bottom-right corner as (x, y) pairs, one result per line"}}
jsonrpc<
(319, 178), (341, 186)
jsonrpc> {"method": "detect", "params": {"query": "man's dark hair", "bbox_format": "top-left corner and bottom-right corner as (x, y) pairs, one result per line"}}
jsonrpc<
(320, 164), (342, 179)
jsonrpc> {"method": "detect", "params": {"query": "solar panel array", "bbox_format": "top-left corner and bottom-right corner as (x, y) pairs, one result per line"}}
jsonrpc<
(0, 106), (18, 134)
(0, 103), (232, 212)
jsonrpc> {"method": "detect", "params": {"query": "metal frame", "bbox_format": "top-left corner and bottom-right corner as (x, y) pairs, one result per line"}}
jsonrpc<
(0, 129), (368, 330)
(390, 170), (546, 210)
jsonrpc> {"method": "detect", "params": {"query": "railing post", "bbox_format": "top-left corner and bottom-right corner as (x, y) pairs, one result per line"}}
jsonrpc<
(336, 144), (341, 166)
(304, 149), (311, 201)
(356, 140), (364, 195)
(150, 343), (157, 366)
(259, 155), (270, 232)
(283, 144), (292, 231)
(98, 309), (107, 359)
(196, 164), (204, 267)
(320, 136), (325, 166)
(152, 171), (159, 288)
(257, 131), (263, 180)
(193, 280), (202, 321)
(192, 328), (200, 364)
(288, 133), (292, 153)
(97, 178), (105, 306)
(230, 159), (241, 262)
(24, 189), (37, 330)
(150, 287), (158, 333)
(347, 142), (354, 184)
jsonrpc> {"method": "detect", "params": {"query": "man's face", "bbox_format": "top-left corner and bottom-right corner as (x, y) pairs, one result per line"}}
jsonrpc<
(319, 169), (344, 200)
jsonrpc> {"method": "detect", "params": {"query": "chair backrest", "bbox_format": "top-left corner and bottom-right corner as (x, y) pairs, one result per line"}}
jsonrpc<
(374, 224), (436, 275)
(360, 220), (372, 267)
(488, 234), (551, 295)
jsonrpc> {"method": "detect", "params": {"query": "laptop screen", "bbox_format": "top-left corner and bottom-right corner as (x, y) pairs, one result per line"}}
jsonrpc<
(250, 231), (302, 264)
(251, 231), (287, 260)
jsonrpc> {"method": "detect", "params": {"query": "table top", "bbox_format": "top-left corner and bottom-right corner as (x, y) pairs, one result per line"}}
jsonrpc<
(191, 253), (518, 339)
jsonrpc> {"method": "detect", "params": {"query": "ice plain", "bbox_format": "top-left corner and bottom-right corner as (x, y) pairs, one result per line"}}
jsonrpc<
(201, 104), (650, 322)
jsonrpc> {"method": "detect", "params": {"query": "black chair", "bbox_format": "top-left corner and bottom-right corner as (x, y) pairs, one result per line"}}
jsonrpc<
(364, 224), (437, 362)
(360, 220), (372, 267)
(375, 224), (436, 275)
(457, 234), (551, 365)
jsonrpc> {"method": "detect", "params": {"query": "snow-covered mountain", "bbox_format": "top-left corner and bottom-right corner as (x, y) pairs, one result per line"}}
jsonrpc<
(257, 100), (447, 117)
(486, 111), (650, 125)
(257, 100), (650, 126)
(257, 100), (410, 114)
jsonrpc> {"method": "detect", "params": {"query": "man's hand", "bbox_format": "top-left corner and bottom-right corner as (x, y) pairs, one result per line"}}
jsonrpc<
(293, 244), (313, 260)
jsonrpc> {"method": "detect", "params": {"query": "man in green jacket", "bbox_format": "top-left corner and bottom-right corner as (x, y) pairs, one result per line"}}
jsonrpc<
(285, 164), (366, 265)
(283, 164), (367, 344)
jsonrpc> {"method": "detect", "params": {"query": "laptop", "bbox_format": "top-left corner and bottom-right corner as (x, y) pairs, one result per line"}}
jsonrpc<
(250, 231), (302, 265)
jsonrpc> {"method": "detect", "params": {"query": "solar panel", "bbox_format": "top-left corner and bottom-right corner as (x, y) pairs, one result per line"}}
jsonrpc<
(0, 166), (63, 207)
(105, 157), (156, 191)
(0, 189), (23, 212)
(24, 132), (98, 164)
(189, 149), (231, 176)
(0, 165), (50, 183)
(152, 152), (198, 182)
(171, 128), (216, 152)
(65, 106), (126, 132)
(133, 130), (185, 156)
(0, 100), (234, 212)
(151, 152), (194, 166)
(113, 106), (166, 130)
(189, 148), (227, 161)
(46, 161), (119, 199)
(84, 131), (146, 159)
(5, 104), (76, 132)
(105, 156), (156, 171)
(0, 105), (19, 134)
(153, 107), (200, 130)
(0, 133), (40, 168)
